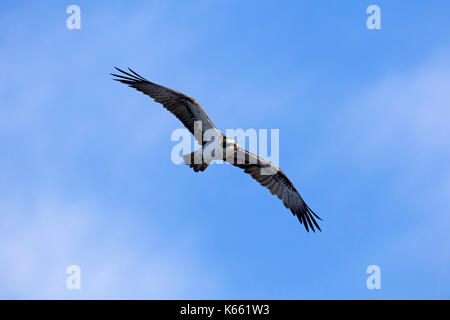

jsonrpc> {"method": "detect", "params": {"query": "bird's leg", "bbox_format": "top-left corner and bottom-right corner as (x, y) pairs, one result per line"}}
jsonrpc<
(183, 149), (210, 172)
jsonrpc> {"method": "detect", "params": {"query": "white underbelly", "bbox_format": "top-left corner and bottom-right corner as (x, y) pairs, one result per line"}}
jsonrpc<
(202, 140), (223, 162)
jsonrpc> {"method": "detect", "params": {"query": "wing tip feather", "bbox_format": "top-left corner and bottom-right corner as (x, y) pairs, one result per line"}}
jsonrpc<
(111, 67), (148, 84)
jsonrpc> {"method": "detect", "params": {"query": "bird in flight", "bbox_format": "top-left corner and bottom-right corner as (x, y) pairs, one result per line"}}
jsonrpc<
(111, 67), (321, 232)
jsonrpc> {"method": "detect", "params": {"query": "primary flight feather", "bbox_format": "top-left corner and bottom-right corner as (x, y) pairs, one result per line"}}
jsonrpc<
(111, 67), (322, 232)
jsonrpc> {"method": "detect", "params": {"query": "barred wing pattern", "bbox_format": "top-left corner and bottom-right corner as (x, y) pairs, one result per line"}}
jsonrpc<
(231, 148), (321, 232)
(111, 67), (218, 145)
(112, 68), (321, 232)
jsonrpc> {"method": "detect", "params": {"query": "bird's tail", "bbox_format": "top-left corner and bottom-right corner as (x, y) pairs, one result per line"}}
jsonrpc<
(183, 150), (210, 172)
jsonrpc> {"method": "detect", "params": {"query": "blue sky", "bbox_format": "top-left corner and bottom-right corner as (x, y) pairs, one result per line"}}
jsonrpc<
(1, 1), (450, 299)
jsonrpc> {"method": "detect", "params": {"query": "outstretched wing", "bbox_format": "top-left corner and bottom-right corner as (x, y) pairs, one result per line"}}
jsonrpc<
(111, 67), (218, 145)
(231, 148), (322, 232)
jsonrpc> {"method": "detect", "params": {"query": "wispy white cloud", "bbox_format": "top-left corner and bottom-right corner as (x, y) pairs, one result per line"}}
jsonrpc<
(0, 196), (218, 299)
(341, 50), (450, 160)
(337, 50), (450, 296)
(0, 4), (221, 299)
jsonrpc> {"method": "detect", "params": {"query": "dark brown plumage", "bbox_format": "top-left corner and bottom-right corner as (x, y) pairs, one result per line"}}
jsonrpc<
(112, 67), (321, 232)
(111, 67), (216, 145)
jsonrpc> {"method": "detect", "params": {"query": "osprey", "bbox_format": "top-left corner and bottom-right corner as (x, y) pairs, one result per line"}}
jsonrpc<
(112, 67), (322, 232)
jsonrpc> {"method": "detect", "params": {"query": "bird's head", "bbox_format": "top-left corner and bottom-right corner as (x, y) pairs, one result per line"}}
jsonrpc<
(224, 138), (239, 150)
